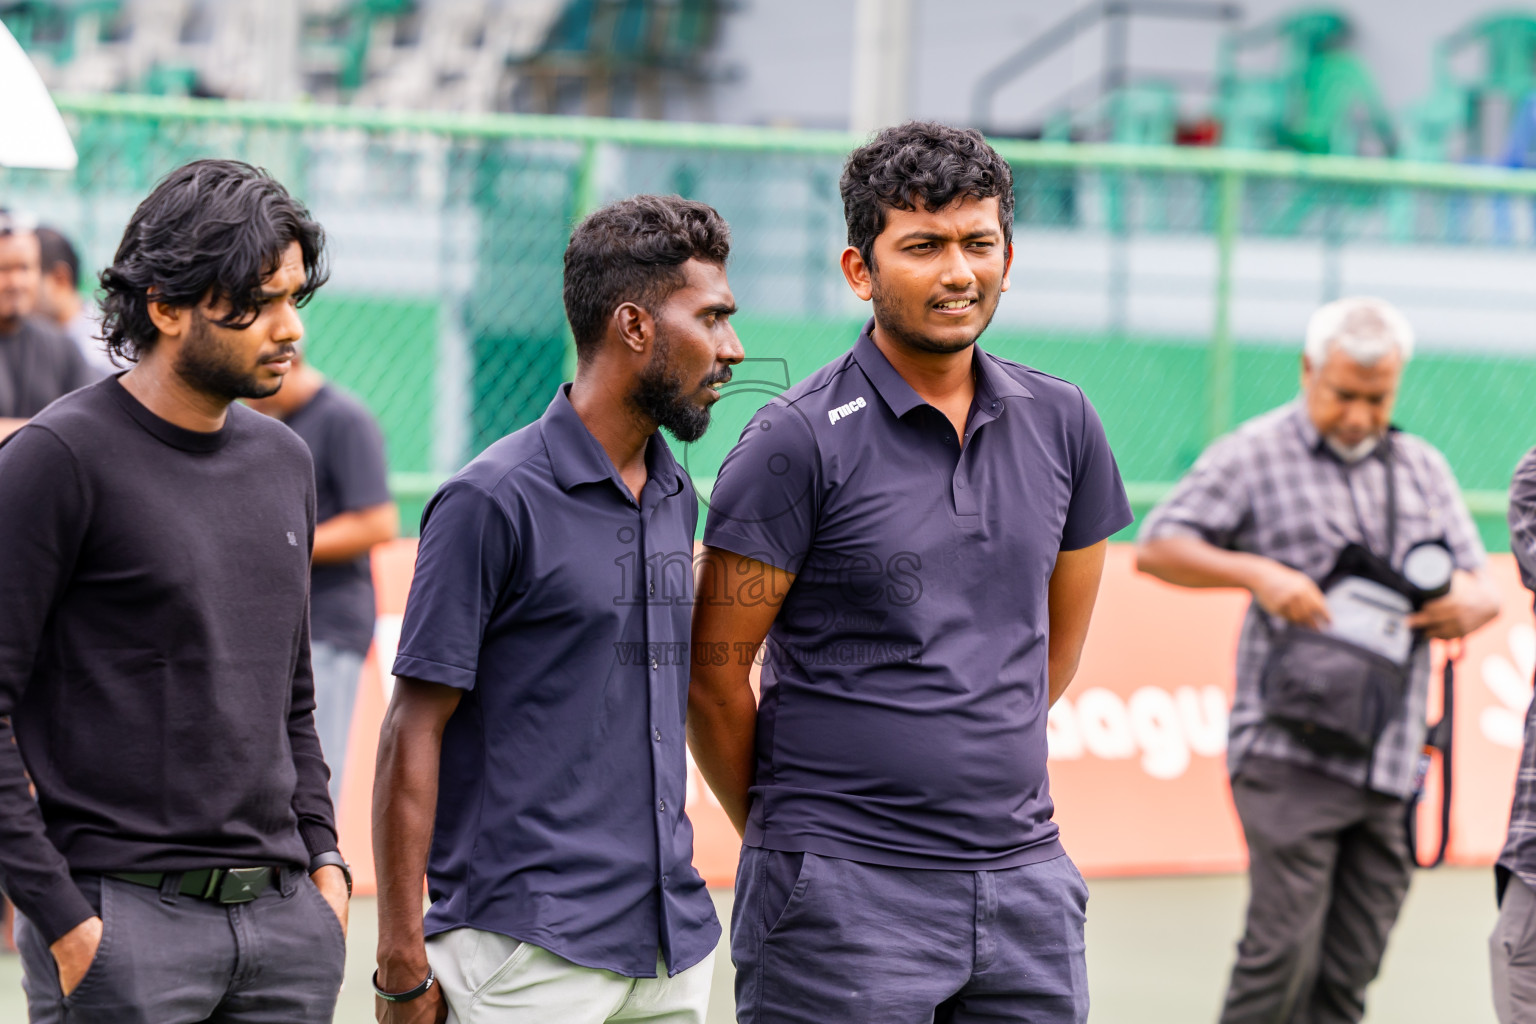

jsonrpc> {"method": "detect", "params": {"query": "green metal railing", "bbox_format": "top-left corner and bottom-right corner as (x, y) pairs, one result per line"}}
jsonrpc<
(7, 94), (1536, 545)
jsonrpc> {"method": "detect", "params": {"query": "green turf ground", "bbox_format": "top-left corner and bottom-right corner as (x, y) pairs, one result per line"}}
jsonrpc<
(0, 869), (1501, 1022)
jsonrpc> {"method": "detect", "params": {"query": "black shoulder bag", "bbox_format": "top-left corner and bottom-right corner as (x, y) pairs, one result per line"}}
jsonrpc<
(1259, 441), (1415, 757)
(1257, 438), (1457, 867)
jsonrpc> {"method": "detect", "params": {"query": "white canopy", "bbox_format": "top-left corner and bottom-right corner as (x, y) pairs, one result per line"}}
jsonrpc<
(0, 21), (77, 170)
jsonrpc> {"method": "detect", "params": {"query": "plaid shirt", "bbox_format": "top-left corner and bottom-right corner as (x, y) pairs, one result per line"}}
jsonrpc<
(1141, 401), (1484, 799)
(1500, 447), (1536, 890)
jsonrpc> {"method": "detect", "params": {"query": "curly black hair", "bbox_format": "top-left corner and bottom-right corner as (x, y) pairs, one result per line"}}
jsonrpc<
(563, 194), (730, 363)
(99, 159), (328, 364)
(841, 121), (1015, 269)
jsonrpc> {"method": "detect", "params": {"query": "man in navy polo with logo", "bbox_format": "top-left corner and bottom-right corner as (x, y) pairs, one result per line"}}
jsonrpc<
(372, 195), (743, 1024)
(688, 122), (1131, 1024)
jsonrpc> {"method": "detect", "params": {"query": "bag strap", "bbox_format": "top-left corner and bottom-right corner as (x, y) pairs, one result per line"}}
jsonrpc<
(1338, 434), (1397, 564)
(1406, 640), (1457, 868)
(1384, 436), (1397, 567)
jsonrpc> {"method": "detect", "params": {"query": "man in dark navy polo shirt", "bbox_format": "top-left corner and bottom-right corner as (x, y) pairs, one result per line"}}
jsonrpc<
(689, 122), (1132, 1024)
(372, 195), (743, 1024)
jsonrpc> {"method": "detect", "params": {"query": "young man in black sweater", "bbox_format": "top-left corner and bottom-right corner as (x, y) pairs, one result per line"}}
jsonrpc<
(0, 159), (351, 1023)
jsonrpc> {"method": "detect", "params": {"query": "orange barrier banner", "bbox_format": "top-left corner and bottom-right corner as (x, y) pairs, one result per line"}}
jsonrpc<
(338, 542), (1533, 893)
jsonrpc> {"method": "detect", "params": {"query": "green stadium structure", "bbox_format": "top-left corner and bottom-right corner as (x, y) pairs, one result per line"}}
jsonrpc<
(0, 0), (729, 114)
(0, 0), (119, 71)
(509, 0), (732, 118)
(1215, 7), (1396, 156)
(1403, 11), (1536, 164)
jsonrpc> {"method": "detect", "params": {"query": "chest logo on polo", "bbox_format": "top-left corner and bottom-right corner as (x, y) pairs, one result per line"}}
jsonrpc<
(828, 396), (867, 425)
(286, 531), (299, 547)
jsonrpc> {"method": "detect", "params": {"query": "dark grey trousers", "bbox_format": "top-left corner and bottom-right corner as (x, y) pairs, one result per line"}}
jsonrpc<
(1218, 756), (1412, 1024)
(16, 870), (345, 1024)
(1491, 873), (1536, 1023)
(732, 848), (1089, 1024)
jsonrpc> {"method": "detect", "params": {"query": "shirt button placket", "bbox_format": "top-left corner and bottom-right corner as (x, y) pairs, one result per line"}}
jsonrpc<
(954, 457), (978, 516)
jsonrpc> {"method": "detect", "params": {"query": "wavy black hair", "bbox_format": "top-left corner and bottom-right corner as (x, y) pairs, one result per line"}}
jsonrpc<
(99, 159), (327, 364)
(563, 194), (730, 363)
(841, 121), (1015, 269)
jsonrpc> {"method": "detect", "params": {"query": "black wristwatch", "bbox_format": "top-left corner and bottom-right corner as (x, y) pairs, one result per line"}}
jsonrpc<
(308, 851), (352, 898)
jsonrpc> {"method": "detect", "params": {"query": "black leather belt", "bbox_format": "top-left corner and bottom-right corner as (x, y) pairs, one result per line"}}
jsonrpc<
(107, 867), (275, 904)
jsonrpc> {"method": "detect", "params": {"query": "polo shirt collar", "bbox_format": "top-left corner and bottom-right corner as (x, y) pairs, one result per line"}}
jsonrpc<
(852, 318), (1033, 420)
(643, 430), (684, 498)
(973, 346), (1034, 404)
(541, 384), (683, 499)
(853, 320), (926, 418)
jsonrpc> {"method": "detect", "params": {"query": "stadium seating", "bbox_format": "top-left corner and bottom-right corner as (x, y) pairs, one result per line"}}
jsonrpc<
(0, 0), (729, 113)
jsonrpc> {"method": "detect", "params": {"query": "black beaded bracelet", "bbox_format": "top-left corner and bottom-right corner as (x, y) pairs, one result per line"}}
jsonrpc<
(372, 967), (436, 1003)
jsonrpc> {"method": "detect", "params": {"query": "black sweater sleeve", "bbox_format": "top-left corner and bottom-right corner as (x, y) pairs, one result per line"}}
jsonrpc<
(289, 474), (340, 861)
(0, 426), (97, 942)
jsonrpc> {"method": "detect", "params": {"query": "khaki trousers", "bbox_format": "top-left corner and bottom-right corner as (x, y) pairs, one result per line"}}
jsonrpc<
(426, 927), (714, 1024)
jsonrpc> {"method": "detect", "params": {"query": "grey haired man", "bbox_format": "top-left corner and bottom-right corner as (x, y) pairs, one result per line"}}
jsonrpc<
(1138, 296), (1499, 1024)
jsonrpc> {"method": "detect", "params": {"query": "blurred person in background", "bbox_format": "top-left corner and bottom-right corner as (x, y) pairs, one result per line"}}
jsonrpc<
(1138, 296), (1499, 1024)
(247, 344), (397, 805)
(1492, 447), (1536, 1023)
(0, 215), (102, 951)
(0, 160), (349, 1024)
(372, 194), (741, 1024)
(0, 220), (90, 957)
(35, 226), (115, 378)
(690, 122), (1130, 1024)
(0, 211), (94, 438)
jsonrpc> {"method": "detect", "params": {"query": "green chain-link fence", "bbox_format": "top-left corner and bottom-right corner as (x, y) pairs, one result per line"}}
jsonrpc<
(5, 93), (1536, 548)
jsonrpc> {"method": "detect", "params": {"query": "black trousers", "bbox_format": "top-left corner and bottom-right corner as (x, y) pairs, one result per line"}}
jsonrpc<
(1218, 756), (1413, 1024)
(16, 870), (345, 1024)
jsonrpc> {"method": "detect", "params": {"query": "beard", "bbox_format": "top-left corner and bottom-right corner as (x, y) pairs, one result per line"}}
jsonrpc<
(870, 277), (1000, 356)
(629, 326), (726, 444)
(1326, 433), (1383, 464)
(174, 312), (284, 402)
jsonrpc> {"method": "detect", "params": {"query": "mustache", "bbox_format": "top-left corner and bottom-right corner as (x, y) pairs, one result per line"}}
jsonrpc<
(261, 346), (297, 364)
(703, 367), (733, 388)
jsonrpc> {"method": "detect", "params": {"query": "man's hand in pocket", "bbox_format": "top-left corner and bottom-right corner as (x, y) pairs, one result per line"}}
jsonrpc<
(50, 916), (103, 996)
(312, 865), (350, 936)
